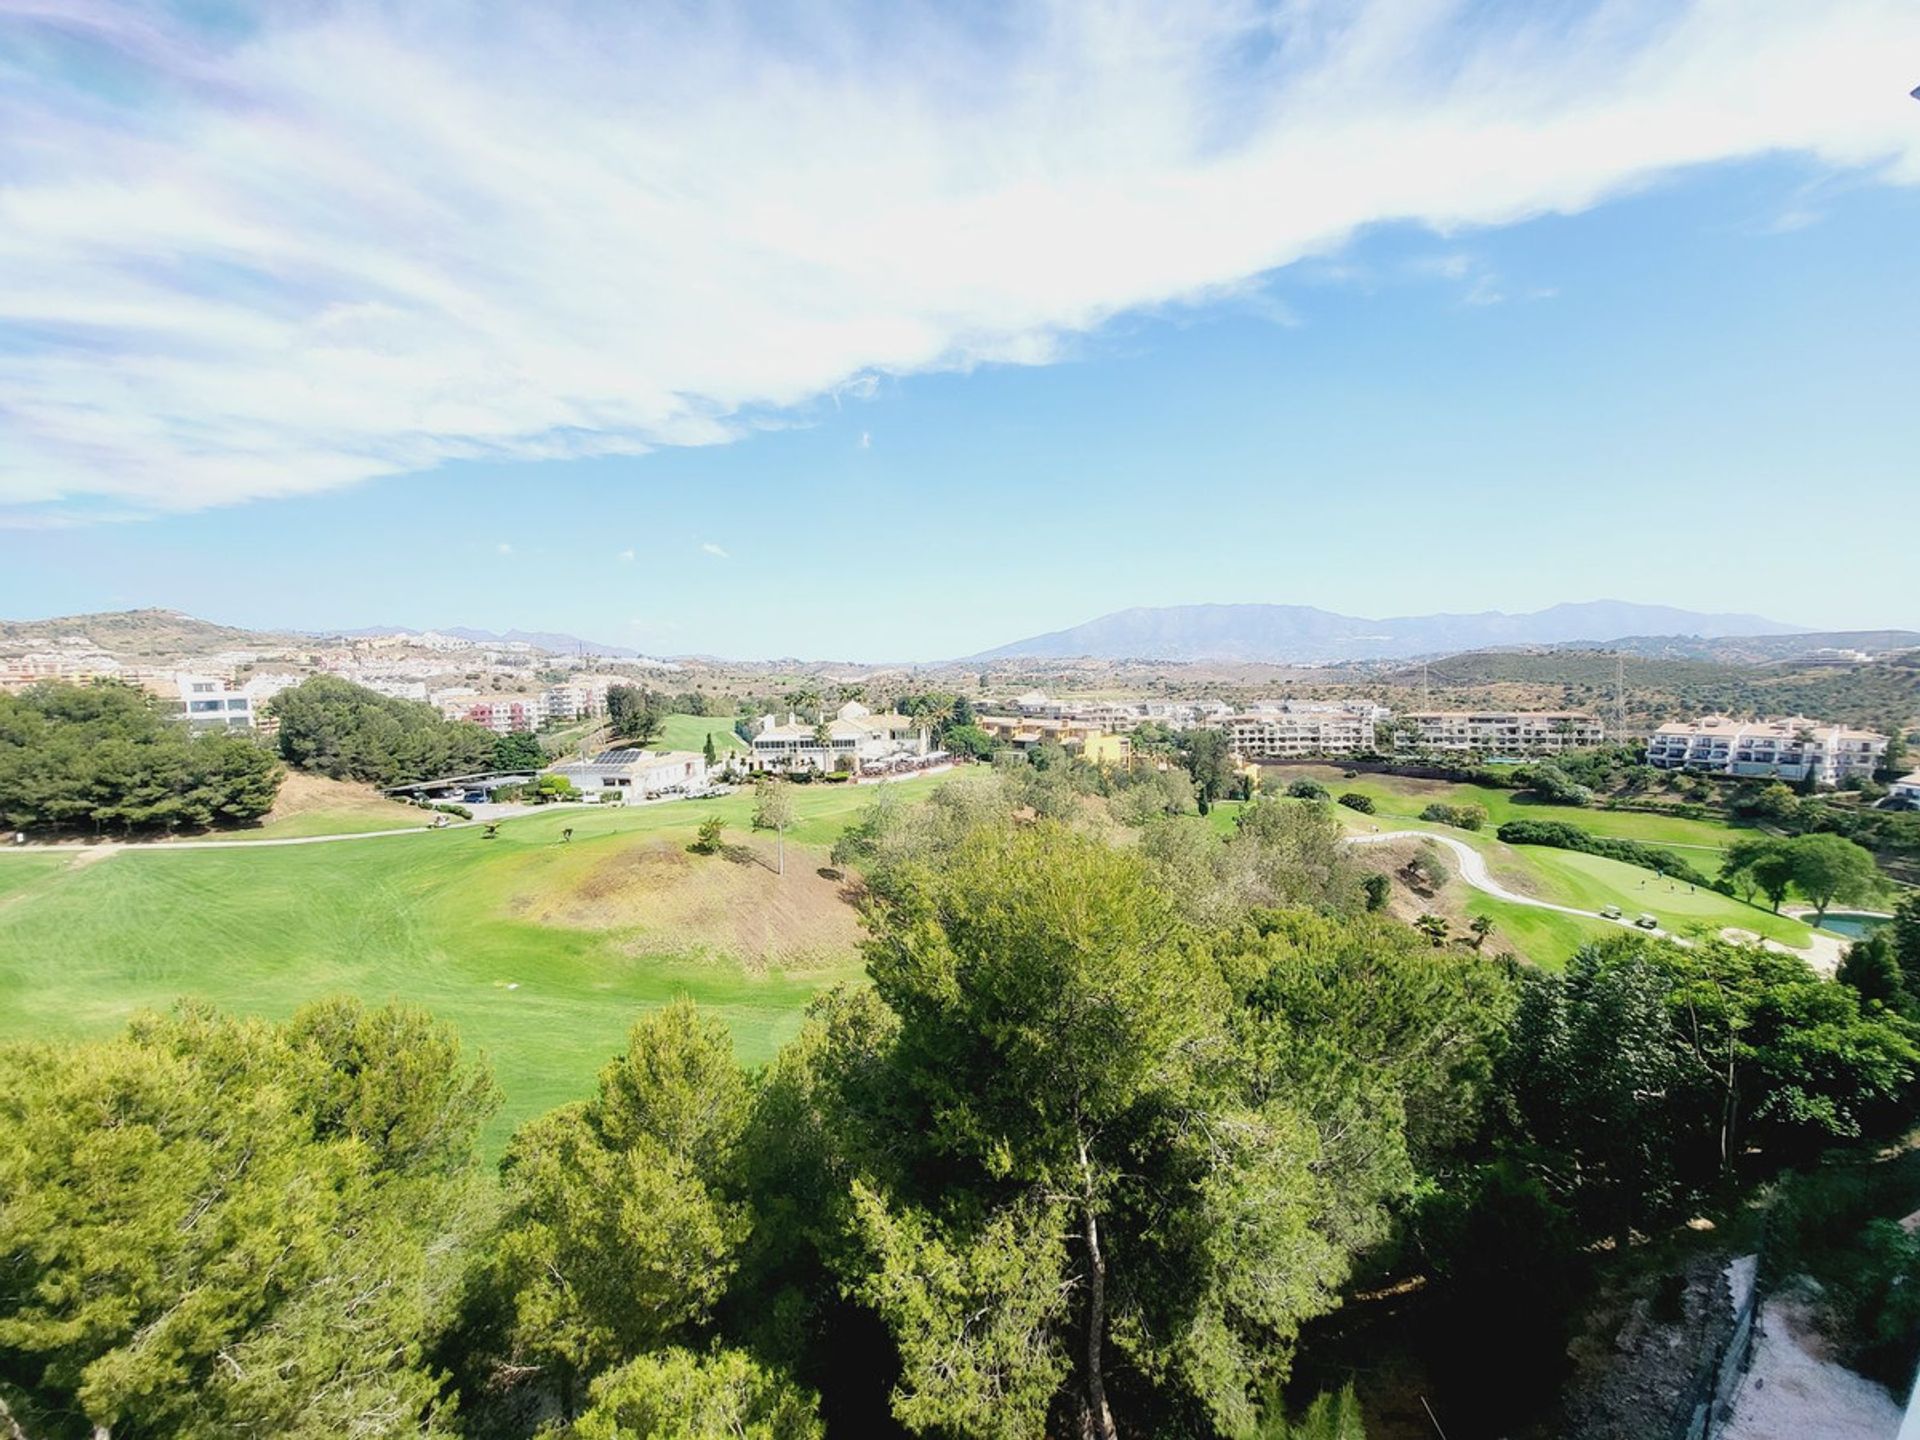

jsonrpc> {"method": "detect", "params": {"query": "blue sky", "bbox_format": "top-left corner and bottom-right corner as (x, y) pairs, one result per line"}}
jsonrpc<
(2, 2), (1917, 659)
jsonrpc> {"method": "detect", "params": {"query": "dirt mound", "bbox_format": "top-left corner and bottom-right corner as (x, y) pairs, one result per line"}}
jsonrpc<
(263, 772), (419, 826)
(521, 838), (864, 972)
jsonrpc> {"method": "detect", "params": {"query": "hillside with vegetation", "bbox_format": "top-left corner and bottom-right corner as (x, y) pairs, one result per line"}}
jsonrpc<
(1383, 649), (1920, 733)
(0, 607), (309, 659)
(2, 764), (1917, 1439)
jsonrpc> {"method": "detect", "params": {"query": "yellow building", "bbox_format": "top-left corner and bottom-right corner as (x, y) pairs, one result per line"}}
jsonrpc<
(1080, 732), (1131, 767)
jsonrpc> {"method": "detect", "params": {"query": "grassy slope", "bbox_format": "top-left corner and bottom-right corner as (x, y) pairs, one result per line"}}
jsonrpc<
(654, 714), (748, 754)
(1232, 775), (1816, 967)
(1257, 763), (1748, 853)
(0, 776), (939, 1153)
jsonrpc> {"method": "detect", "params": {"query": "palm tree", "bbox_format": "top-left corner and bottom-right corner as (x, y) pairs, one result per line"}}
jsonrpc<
(1415, 914), (1451, 948)
(1468, 914), (1495, 950)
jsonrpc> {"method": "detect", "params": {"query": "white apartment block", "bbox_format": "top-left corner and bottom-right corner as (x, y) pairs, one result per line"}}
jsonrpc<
(169, 672), (256, 730)
(1645, 716), (1886, 787)
(1225, 703), (1390, 760)
(1403, 711), (1605, 756)
(1001, 694), (1233, 733)
(1889, 772), (1920, 809)
(541, 677), (614, 723)
(748, 701), (932, 774)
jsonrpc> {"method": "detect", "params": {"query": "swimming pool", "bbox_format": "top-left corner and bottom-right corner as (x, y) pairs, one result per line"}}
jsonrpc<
(1818, 912), (1892, 938)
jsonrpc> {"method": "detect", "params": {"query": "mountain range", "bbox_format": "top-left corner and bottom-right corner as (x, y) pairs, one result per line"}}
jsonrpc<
(970, 601), (1809, 664)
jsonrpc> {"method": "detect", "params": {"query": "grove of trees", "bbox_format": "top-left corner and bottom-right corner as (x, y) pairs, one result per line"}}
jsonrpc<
(0, 681), (282, 833)
(269, 676), (495, 786)
(1719, 832), (1884, 920)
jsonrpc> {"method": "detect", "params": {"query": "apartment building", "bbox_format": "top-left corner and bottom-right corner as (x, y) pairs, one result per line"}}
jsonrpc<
(168, 672), (257, 730)
(448, 696), (539, 735)
(748, 701), (932, 774)
(1889, 772), (1920, 809)
(1645, 716), (1886, 787)
(541, 676), (614, 723)
(1402, 711), (1605, 756)
(975, 713), (1111, 751)
(0, 652), (125, 689)
(1224, 702), (1389, 760)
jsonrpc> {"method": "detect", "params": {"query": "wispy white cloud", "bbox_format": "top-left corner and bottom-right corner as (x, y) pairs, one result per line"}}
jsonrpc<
(701, 542), (729, 559)
(495, 541), (513, 555)
(858, 431), (872, 450)
(617, 547), (635, 562)
(1, 0), (1915, 521)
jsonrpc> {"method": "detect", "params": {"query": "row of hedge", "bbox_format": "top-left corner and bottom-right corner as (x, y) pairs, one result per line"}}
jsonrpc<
(1495, 818), (1710, 886)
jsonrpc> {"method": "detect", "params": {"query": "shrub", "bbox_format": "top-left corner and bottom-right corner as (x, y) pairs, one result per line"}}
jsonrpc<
(1514, 762), (1594, 807)
(430, 802), (472, 820)
(1421, 802), (1487, 831)
(1337, 792), (1375, 814)
(1362, 872), (1391, 911)
(690, 815), (727, 854)
(1287, 778), (1330, 801)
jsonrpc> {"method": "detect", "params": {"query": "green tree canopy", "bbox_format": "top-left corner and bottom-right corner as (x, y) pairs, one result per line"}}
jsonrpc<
(1785, 832), (1882, 921)
(486, 1003), (752, 1416)
(0, 999), (495, 1439)
(560, 1347), (823, 1440)
(269, 675), (494, 786)
(0, 681), (282, 833)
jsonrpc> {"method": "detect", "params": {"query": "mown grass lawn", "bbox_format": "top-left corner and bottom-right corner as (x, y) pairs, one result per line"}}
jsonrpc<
(1257, 763), (1752, 854)
(0, 776), (942, 1153)
(655, 712), (748, 755)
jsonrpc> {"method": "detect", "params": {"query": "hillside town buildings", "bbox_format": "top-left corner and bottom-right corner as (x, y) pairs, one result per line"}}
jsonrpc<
(1645, 716), (1887, 786)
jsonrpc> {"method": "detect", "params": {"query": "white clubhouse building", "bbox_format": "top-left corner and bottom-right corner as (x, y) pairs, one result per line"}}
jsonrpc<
(747, 702), (933, 775)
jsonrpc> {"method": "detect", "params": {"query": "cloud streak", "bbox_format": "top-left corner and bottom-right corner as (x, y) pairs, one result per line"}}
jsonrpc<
(1, 0), (1915, 521)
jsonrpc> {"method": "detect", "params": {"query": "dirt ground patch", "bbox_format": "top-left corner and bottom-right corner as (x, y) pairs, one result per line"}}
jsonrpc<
(1352, 836), (1468, 928)
(261, 772), (422, 827)
(519, 837), (865, 972)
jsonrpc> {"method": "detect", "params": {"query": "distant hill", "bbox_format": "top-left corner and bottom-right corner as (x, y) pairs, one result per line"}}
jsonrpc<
(1548, 630), (1920, 664)
(0, 608), (306, 659)
(971, 601), (1807, 664)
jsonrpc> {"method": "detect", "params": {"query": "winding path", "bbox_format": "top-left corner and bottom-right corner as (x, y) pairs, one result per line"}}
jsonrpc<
(1352, 829), (1847, 974)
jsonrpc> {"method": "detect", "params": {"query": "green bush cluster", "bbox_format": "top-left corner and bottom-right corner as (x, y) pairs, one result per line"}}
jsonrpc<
(1420, 802), (1487, 831)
